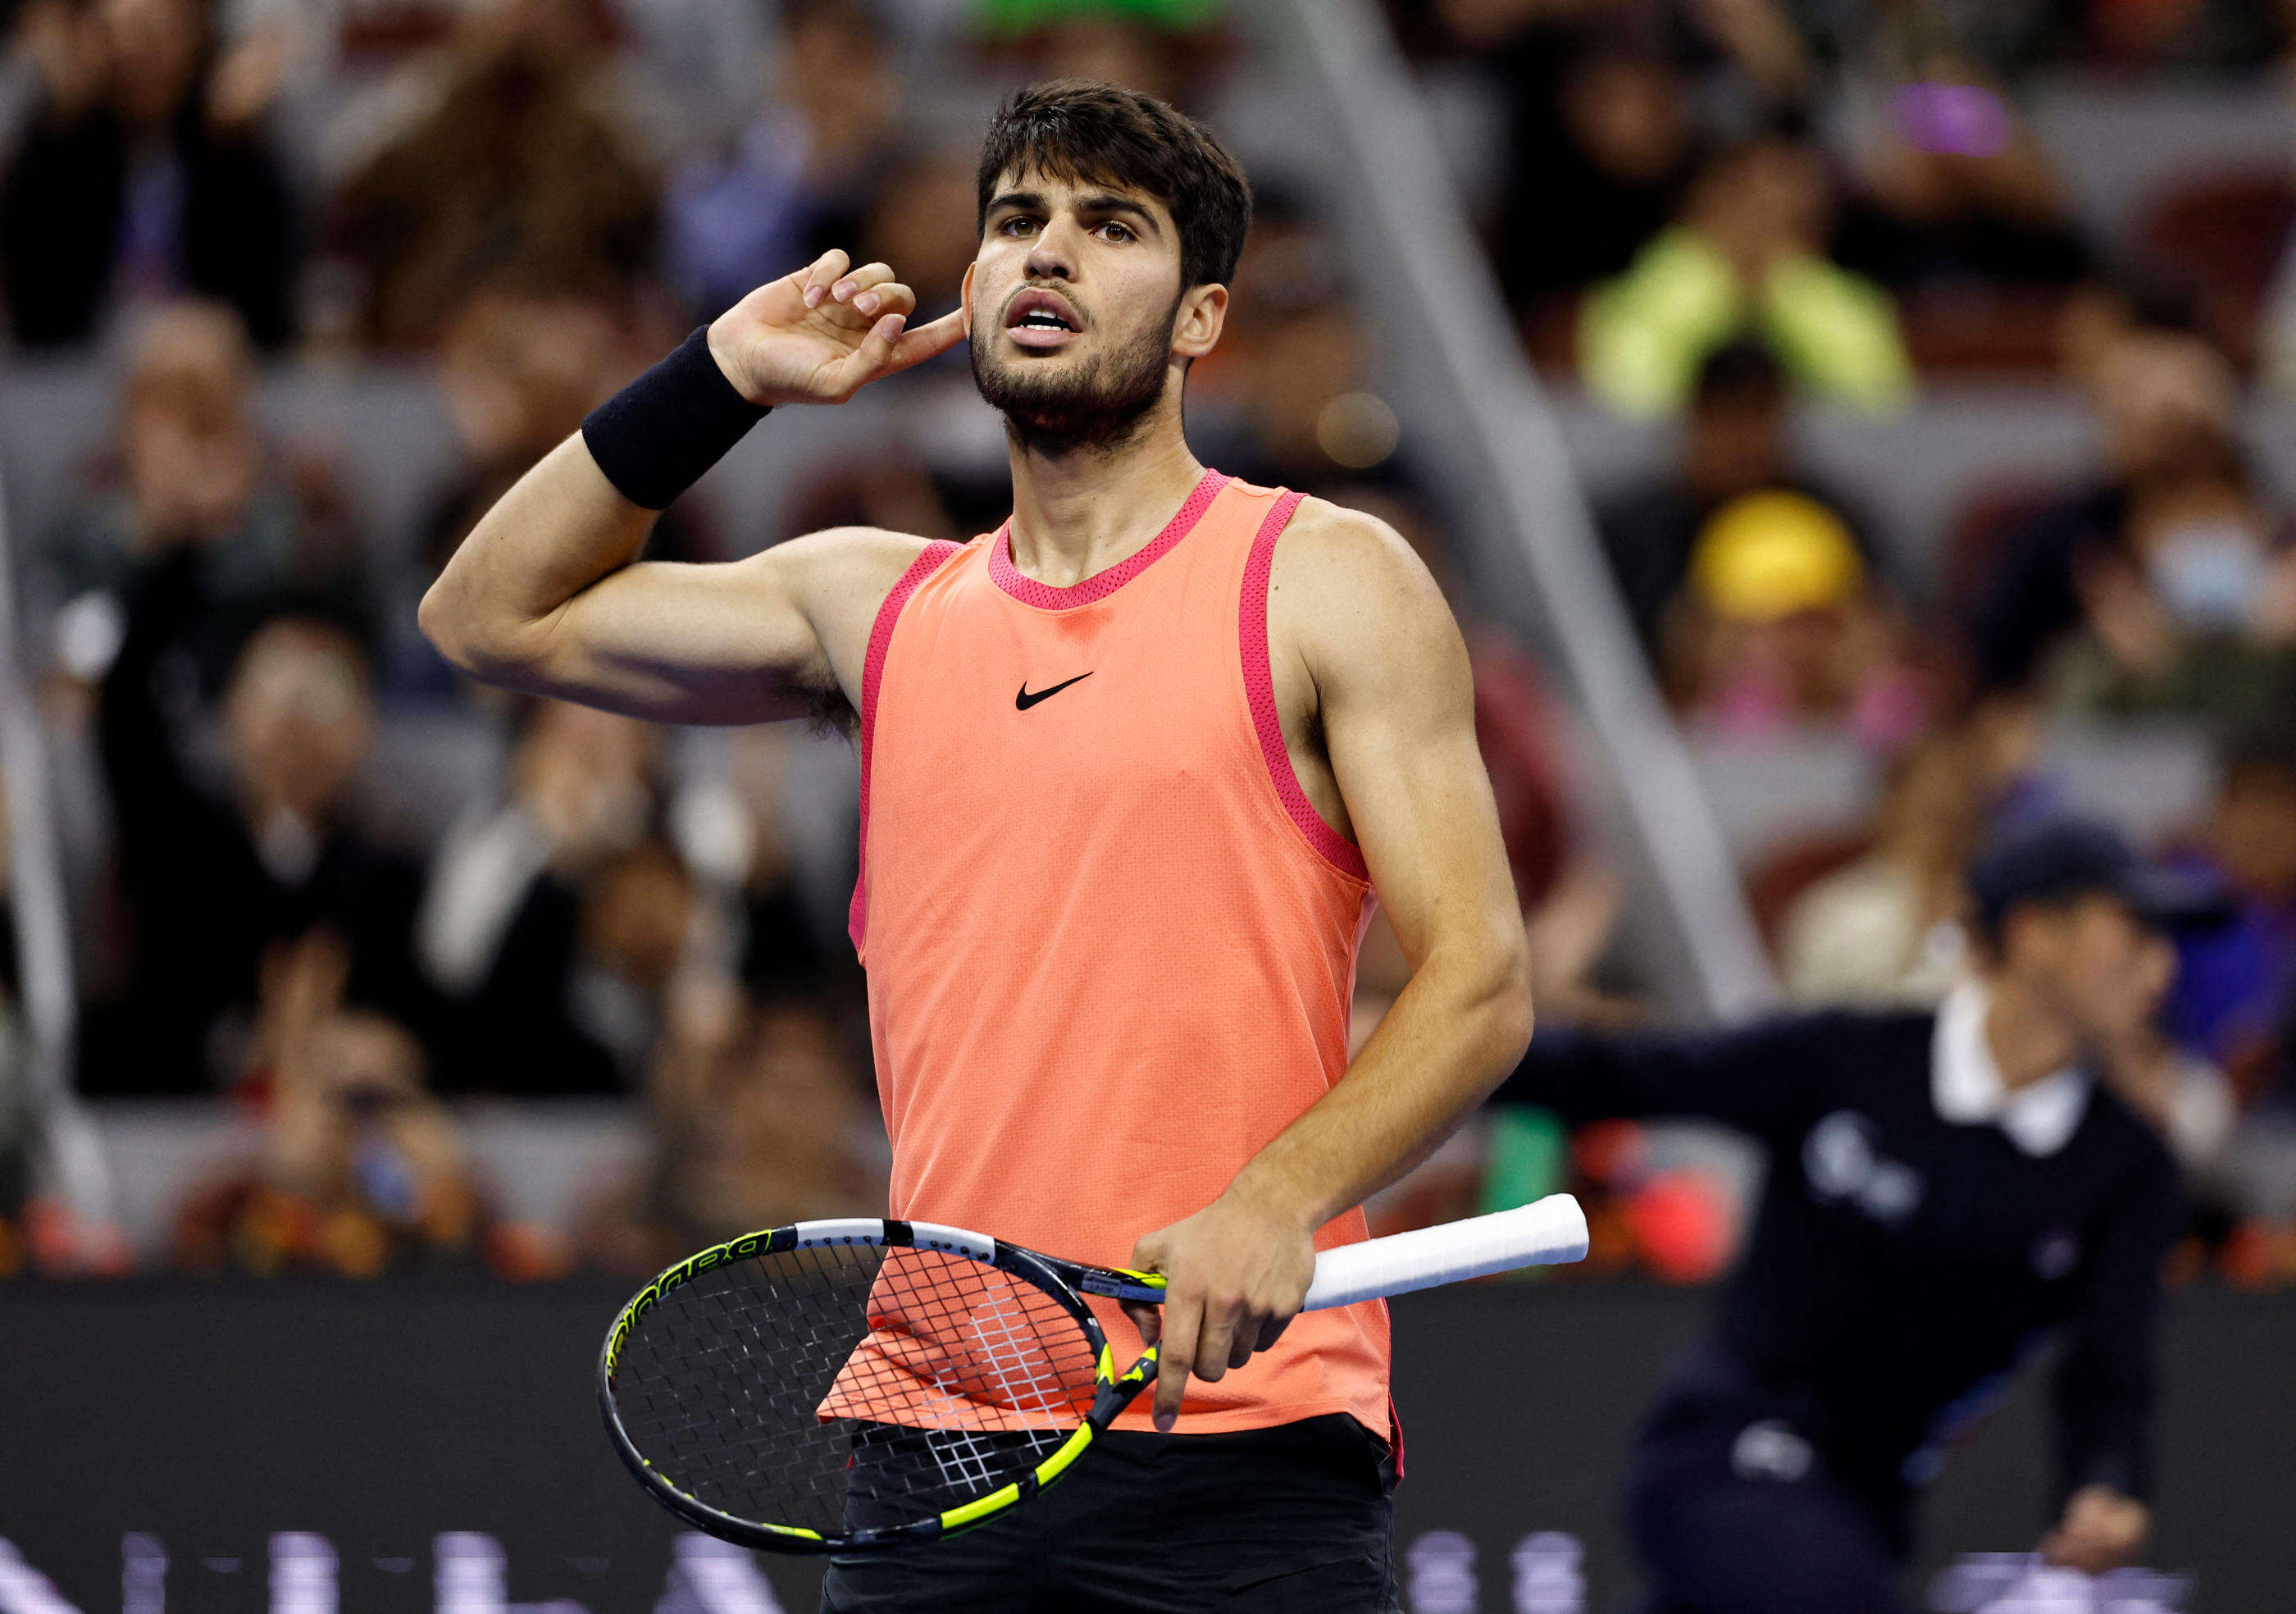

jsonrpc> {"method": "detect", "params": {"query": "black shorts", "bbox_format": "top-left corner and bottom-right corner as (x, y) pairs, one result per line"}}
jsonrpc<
(819, 1413), (1400, 1614)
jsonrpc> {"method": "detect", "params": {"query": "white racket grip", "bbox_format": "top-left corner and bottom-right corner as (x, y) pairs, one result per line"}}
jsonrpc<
(1301, 1193), (1588, 1311)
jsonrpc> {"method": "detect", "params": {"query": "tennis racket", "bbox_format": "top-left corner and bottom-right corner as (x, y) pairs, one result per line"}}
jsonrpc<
(599, 1192), (1588, 1552)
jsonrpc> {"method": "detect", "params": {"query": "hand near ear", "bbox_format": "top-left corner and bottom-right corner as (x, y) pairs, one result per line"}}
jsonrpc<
(708, 249), (967, 408)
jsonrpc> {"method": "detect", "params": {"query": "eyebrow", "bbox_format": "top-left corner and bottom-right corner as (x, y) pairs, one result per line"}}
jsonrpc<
(1076, 193), (1160, 231)
(985, 189), (1162, 234)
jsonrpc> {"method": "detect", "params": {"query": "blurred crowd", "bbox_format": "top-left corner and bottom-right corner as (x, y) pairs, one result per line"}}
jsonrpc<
(1364, 0), (2296, 1290)
(0, 0), (2293, 1288)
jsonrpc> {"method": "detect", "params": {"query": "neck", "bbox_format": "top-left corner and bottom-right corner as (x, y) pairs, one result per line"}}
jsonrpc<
(1979, 973), (2078, 1092)
(1004, 404), (1205, 588)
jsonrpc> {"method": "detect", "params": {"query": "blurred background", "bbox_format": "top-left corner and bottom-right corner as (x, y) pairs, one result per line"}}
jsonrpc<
(0, 0), (2292, 1609)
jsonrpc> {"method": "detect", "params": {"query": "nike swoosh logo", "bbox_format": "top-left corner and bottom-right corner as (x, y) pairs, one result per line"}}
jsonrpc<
(1015, 672), (1092, 710)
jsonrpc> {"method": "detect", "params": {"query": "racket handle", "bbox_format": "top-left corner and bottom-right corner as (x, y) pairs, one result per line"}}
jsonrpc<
(1301, 1193), (1588, 1311)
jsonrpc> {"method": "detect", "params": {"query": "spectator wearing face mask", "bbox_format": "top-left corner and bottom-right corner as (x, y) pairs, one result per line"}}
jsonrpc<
(1964, 315), (2291, 708)
(0, 0), (297, 348)
(2042, 425), (2295, 727)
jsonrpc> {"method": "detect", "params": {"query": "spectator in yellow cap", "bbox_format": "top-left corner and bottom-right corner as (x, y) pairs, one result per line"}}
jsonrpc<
(1668, 489), (1927, 746)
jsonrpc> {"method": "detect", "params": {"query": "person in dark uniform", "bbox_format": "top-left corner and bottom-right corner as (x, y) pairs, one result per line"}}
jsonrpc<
(1498, 818), (2208, 1612)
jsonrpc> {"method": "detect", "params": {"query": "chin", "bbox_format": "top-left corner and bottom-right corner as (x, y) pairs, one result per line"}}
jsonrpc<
(970, 313), (1177, 451)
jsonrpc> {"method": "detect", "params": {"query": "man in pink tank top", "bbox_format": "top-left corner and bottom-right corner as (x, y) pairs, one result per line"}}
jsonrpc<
(424, 80), (1533, 1614)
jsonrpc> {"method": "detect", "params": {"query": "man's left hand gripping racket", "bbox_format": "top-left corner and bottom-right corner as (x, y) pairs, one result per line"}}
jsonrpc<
(598, 1195), (1588, 1552)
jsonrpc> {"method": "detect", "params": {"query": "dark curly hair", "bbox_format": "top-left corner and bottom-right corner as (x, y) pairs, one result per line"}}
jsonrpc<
(976, 79), (1254, 291)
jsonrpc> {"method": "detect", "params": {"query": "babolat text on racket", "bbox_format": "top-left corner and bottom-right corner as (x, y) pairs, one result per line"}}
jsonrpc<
(598, 1193), (1588, 1552)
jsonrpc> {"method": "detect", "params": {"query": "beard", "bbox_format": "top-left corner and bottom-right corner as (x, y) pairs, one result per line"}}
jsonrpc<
(971, 290), (1179, 456)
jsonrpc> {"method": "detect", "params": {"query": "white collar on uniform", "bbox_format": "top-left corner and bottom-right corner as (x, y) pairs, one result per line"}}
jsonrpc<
(1931, 979), (2089, 1158)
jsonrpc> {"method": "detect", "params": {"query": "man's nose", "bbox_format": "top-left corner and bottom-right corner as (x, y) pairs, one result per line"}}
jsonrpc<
(1024, 218), (1081, 281)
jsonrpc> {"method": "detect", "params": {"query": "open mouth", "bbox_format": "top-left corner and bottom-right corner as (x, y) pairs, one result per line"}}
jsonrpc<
(1004, 288), (1082, 350)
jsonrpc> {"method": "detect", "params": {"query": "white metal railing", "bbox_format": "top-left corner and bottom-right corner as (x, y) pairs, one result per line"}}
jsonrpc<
(0, 455), (117, 1242)
(1245, 0), (1777, 1019)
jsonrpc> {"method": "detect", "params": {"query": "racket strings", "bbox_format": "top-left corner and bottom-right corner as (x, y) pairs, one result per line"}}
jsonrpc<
(610, 1243), (1102, 1536)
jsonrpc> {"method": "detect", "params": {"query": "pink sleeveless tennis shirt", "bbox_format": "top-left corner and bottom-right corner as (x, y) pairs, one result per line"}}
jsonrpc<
(849, 469), (1389, 1436)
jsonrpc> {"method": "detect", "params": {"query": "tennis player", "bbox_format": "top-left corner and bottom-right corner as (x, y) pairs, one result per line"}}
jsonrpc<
(422, 80), (1533, 1611)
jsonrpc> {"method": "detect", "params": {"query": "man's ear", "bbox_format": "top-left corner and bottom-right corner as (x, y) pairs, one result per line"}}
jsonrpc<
(1172, 283), (1228, 361)
(960, 262), (977, 340)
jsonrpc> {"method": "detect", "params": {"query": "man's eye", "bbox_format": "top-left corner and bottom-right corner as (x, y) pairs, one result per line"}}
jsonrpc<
(1100, 222), (1132, 242)
(1000, 217), (1037, 237)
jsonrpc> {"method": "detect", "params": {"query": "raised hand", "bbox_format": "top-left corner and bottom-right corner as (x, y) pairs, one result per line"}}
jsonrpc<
(706, 249), (968, 408)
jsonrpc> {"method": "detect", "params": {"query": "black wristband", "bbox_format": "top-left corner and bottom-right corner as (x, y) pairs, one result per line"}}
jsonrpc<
(581, 326), (769, 510)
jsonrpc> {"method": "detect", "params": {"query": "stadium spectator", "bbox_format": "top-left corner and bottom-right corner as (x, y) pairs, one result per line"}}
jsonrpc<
(1424, 0), (1818, 335)
(0, 0), (298, 348)
(1777, 732), (1979, 1010)
(1596, 340), (1881, 656)
(577, 977), (882, 1274)
(1831, 61), (2090, 301)
(1487, 34), (1696, 329)
(2040, 452), (2295, 727)
(325, 0), (660, 350)
(1578, 131), (1915, 417)
(977, 8), (1222, 112)
(171, 929), (485, 1276)
(404, 284), (721, 695)
(87, 590), (435, 1095)
(416, 700), (690, 1095)
(2070, 0), (2294, 71)
(2161, 728), (2296, 1085)
(661, 0), (900, 322)
(39, 300), (368, 696)
(1660, 485), (1927, 746)
(1963, 316), (2275, 700)
(713, 725), (837, 1009)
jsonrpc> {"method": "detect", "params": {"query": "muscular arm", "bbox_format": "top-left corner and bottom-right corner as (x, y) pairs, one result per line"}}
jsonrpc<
(1238, 503), (1535, 1224)
(418, 250), (963, 723)
(420, 440), (922, 723)
(1132, 502), (1535, 1425)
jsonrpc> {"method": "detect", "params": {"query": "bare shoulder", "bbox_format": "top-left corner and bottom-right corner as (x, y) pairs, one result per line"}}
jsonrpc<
(748, 524), (961, 698)
(752, 524), (945, 603)
(1268, 495), (1462, 677)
